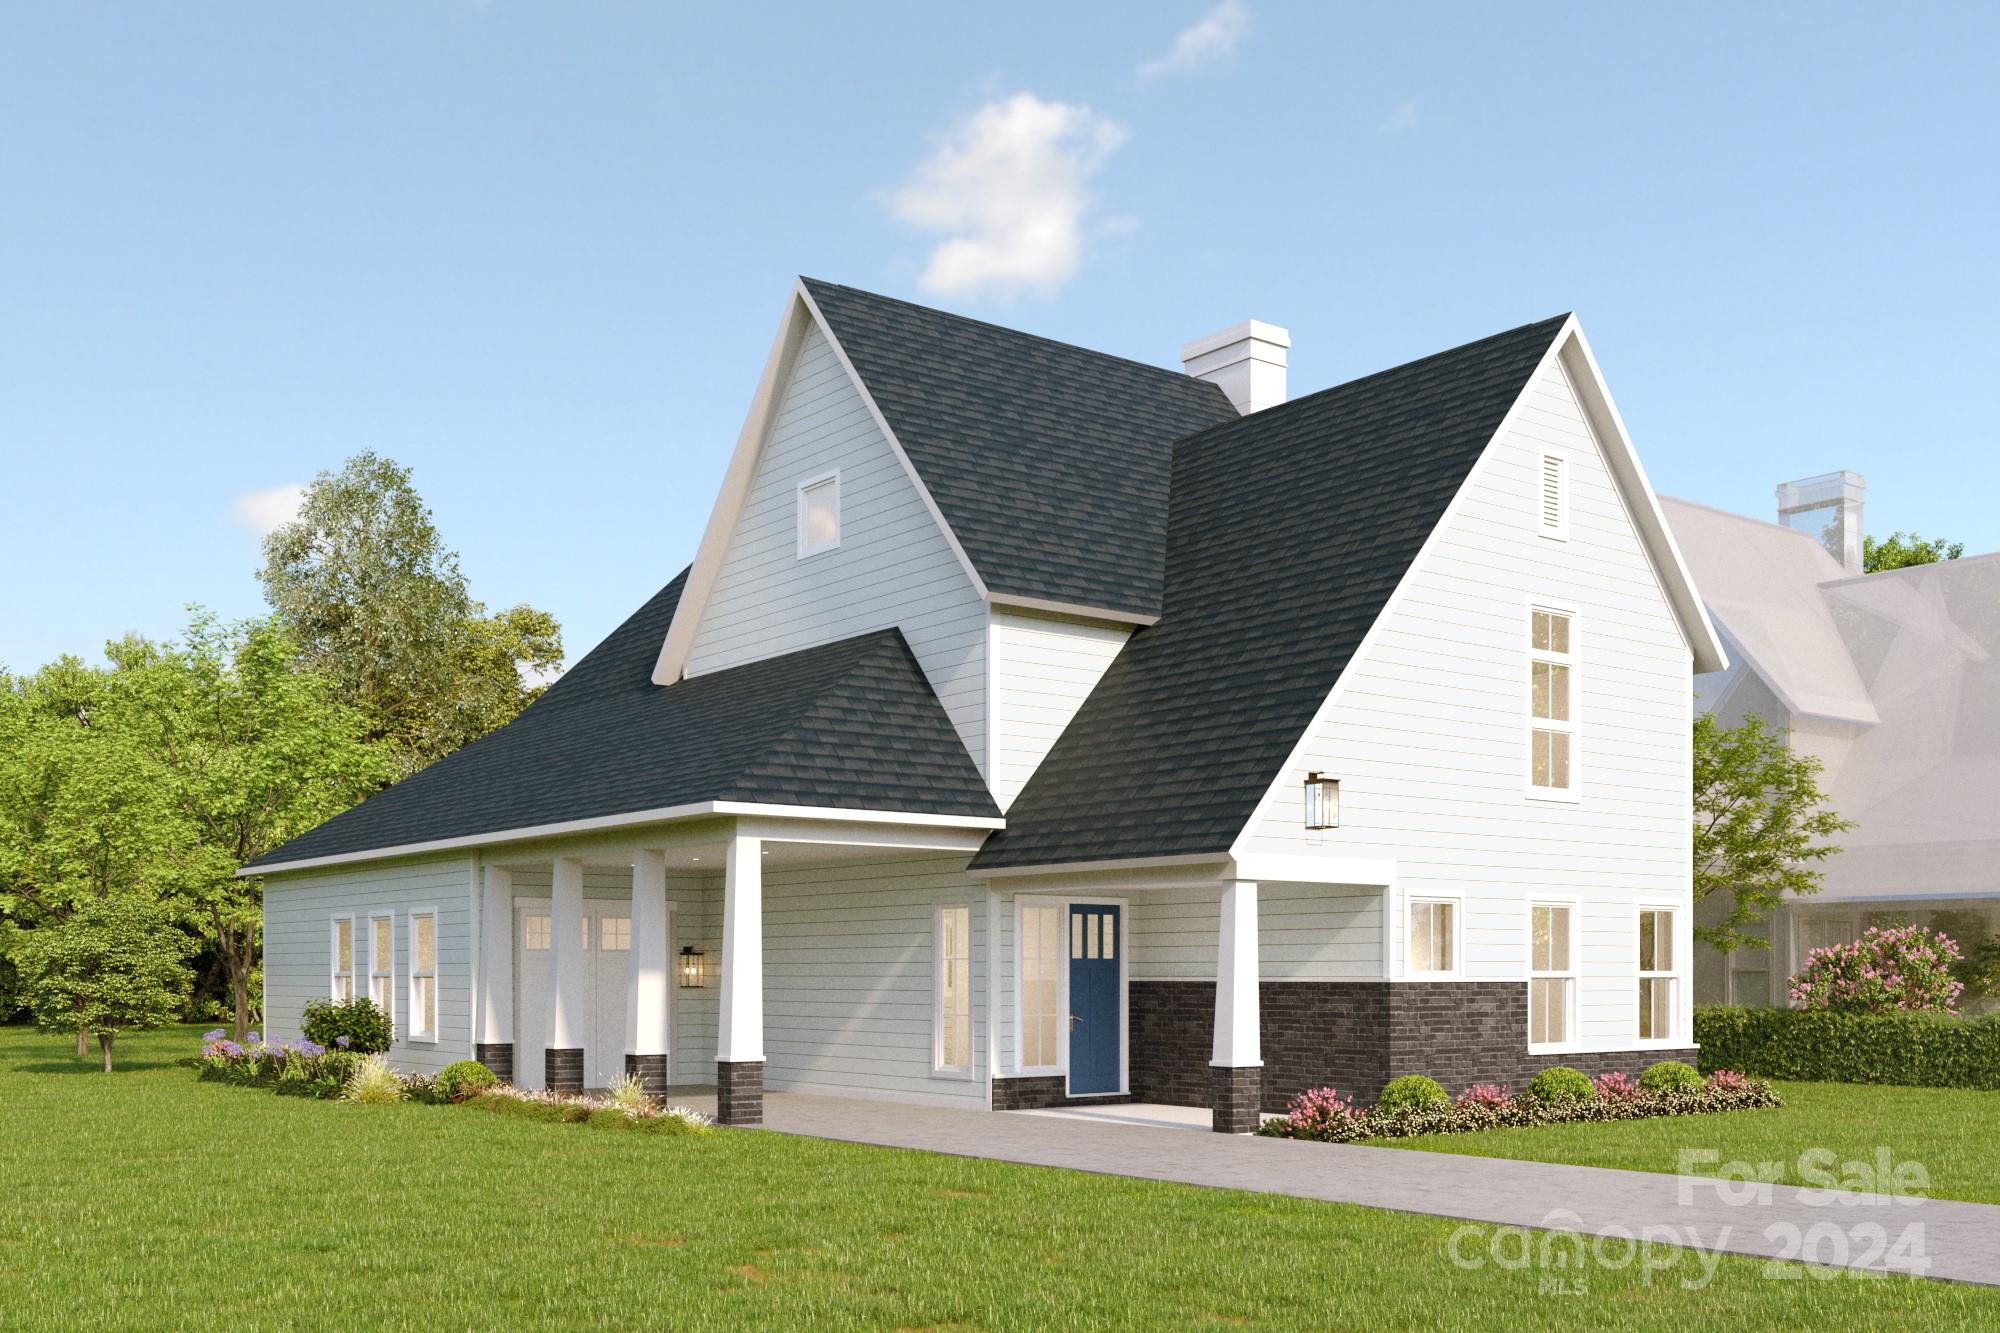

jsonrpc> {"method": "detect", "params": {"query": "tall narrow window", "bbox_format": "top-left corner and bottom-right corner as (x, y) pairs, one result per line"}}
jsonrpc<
(934, 905), (971, 1075)
(797, 472), (840, 557)
(1530, 903), (1574, 1046)
(1529, 607), (1577, 794)
(409, 911), (437, 1041)
(1408, 899), (1456, 975)
(1018, 902), (1061, 1071)
(1639, 908), (1676, 1040)
(331, 918), (354, 1002)
(369, 916), (393, 1012)
(1538, 452), (1568, 539)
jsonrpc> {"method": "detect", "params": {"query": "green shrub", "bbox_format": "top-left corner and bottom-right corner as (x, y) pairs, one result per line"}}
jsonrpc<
(1694, 1005), (2000, 1088)
(1639, 1060), (1702, 1093)
(434, 1060), (498, 1103)
(1261, 1076), (1781, 1143)
(301, 997), (394, 1054)
(1525, 1066), (1595, 1105)
(1376, 1075), (1449, 1113)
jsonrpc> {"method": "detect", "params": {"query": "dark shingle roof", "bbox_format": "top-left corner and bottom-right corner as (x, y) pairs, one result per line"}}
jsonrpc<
(248, 569), (998, 869)
(803, 278), (1239, 619)
(971, 315), (1570, 870)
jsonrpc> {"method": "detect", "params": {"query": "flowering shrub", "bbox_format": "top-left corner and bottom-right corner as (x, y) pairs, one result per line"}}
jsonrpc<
(1788, 925), (1964, 1014)
(1591, 1070), (1642, 1102)
(198, 1031), (358, 1097)
(1455, 1082), (1509, 1111)
(1705, 1068), (1753, 1093)
(1273, 1087), (1363, 1141)
(466, 1084), (713, 1135)
(1259, 1072), (1780, 1144)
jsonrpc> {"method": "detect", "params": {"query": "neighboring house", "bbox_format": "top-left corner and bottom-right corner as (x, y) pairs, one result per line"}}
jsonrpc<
(1663, 482), (2000, 1010)
(246, 278), (1726, 1131)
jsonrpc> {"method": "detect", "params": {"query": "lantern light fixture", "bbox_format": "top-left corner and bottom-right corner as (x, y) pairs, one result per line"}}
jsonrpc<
(1304, 772), (1341, 829)
(678, 945), (707, 988)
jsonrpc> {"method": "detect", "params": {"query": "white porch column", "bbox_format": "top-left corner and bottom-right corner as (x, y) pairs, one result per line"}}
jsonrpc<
(545, 855), (587, 1091)
(1211, 879), (1262, 1133)
(716, 831), (764, 1125)
(476, 865), (515, 1082)
(625, 849), (670, 1095)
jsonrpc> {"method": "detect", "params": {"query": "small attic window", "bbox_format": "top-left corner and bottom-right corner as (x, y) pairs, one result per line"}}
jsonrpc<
(797, 471), (840, 558)
(1538, 452), (1568, 540)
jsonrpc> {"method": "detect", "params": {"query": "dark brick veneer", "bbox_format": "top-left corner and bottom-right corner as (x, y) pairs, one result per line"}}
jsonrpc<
(1131, 980), (1697, 1110)
(716, 1060), (764, 1126)
(991, 1075), (1133, 1111)
(625, 1052), (669, 1098)
(1211, 1065), (1262, 1134)
(474, 1042), (514, 1084)
(544, 1046), (584, 1093)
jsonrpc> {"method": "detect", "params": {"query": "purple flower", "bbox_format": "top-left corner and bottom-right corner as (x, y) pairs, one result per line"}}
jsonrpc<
(336, 1035), (352, 1049)
(247, 1031), (261, 1043)
(202, 1028), (226, 1043)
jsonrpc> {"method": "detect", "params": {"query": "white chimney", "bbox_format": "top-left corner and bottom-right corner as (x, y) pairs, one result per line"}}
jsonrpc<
(1181, 320), (1289, 414)
(1776, 470), (1866, 575)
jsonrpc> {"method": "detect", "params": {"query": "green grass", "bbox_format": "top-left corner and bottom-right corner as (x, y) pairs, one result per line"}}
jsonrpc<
(2, 1027), (1995, 1329)
(1370, 1082), (2000, 1204)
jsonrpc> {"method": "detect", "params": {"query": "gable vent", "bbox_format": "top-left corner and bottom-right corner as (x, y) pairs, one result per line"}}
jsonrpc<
(1538, 452), (1568, 540)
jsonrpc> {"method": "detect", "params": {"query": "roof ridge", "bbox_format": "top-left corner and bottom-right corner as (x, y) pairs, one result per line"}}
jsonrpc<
(800, 276), (1221, 392)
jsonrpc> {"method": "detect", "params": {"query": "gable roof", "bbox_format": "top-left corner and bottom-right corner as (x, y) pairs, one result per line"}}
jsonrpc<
(800, 278), (1241, 619)
(971, 315), (1573, 870)
(246, 570), (998, 872)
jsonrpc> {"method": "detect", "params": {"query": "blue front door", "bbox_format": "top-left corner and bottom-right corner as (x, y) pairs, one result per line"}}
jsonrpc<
(1068, 904), (1122, 1094)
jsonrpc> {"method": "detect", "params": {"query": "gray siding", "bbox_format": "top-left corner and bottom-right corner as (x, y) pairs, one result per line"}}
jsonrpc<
(685, 324), (989, 775)
(262, 854), (475, 1076)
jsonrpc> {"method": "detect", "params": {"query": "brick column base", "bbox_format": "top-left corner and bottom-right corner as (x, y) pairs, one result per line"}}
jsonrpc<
(474, 1042), (514, 1084)
(716, 1060), (764, 1126)
(625, 1053), (670, 1098)
(544, 1047), (584, 1093)
(1212, 1065), (1262, 1134)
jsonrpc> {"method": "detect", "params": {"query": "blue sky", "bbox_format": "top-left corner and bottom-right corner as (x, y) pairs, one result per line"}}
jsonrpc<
(3, 2), (1994, 674)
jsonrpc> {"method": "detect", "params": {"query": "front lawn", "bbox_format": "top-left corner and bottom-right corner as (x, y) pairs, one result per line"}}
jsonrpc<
(1371, 1081), (2000, 1204)
(2, 1026), (1995, 1328)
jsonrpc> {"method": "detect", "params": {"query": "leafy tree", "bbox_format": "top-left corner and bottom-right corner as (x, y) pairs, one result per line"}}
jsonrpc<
(1692, 712), (1855, 954)
(257, 452), (561, 771)
(102, 615), (390, 1040)
(1863, 530), (1964, 573)
(12, 894), (193, 1071)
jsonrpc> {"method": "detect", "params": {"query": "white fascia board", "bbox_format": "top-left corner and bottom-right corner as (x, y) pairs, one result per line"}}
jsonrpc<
(1558, 323), (1729, 675)
(967, 851), (1232, 882)
(241, 801), (1004, 877)
(1231, 853), (1398, 887)
(987, 592), (1159, 627)
(652, 287), (815, 685)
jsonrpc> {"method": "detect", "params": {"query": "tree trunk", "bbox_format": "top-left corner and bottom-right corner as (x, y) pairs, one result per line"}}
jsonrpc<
(232, 944), (251, 1043)
(99, 1031), (114, 1074)
(77, 1025), (88, 1058)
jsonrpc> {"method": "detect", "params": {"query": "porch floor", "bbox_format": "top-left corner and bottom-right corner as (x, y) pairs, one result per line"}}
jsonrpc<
(652, 1088), (1998, 1285)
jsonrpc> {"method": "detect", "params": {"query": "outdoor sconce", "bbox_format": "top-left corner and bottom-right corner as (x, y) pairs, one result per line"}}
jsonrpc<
(1304, 772), (1341, 829)
(678, 946), (707, 988)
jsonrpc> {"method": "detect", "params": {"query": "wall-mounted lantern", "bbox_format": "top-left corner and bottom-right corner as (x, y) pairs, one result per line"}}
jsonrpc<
(1304, 772), (1341, 829)
(678, 946), (707, 989)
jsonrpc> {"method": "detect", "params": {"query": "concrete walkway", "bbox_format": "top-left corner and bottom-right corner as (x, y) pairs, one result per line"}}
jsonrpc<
(674, 1091), (2000, 1286)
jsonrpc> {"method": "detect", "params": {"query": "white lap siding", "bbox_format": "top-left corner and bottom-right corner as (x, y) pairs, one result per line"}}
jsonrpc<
(760, 853), (987, 1105)
(684, 325), (989, 774)
(987, 610), (1131, 811)
(1236, 351), (1695, 1051)
(260, 854), (474, 1076)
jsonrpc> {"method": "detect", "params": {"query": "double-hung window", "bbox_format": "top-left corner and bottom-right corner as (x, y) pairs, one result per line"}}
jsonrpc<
(1017, 902), (1062, 1072)
(1408, 899), (1456, 976)
(797, 471), (840, 557)
(1639, 908), (1676, 1040)
(331, 917), (354, 1001)
(1530, 903), (1574, 1046)
(933, 905), (971, 1075)
(369, 916), (394, 1013)
(1529, 607), (1577, 795)
(409, 910), (437, 1042)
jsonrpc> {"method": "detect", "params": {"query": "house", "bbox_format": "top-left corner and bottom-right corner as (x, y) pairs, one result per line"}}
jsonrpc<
(1663, 479), (2000, 1009)
(246, 278), (1726, 1131)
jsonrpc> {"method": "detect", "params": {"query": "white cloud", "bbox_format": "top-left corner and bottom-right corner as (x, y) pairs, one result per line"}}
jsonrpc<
(889, 92), (1127, 300)
(234, 483), (306, 537)
(1382, 98), (1420, 133)
(1138, 0), (1248, 80)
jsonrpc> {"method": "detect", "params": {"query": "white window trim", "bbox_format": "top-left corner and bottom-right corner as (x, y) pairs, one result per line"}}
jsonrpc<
(1537, 449), (1570, 542)
(1636, 904), (1679, 1046)
(931, 902), (975, 1079)
(1527, 899), (1580, 1053)
(795, 468), (841, 559)
(1012, 895), (1130, 1097)
(1524, 598), (1582, 803)
(1404, 896), (1461, 980)
(407, 906), (439, 1044)
(1012, 897), (1065, 1076)
(330, 915), (355, 1002)
(367, 912), (395, 1016)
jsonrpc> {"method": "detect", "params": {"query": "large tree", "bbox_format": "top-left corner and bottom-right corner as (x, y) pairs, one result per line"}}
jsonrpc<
(103, 615), (390, 1039)
(12, 893), (193, 1071)
(258, 452), (562, 772)
(1692, 712), (1855, 954)
(1863, 530), (1964, 573)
